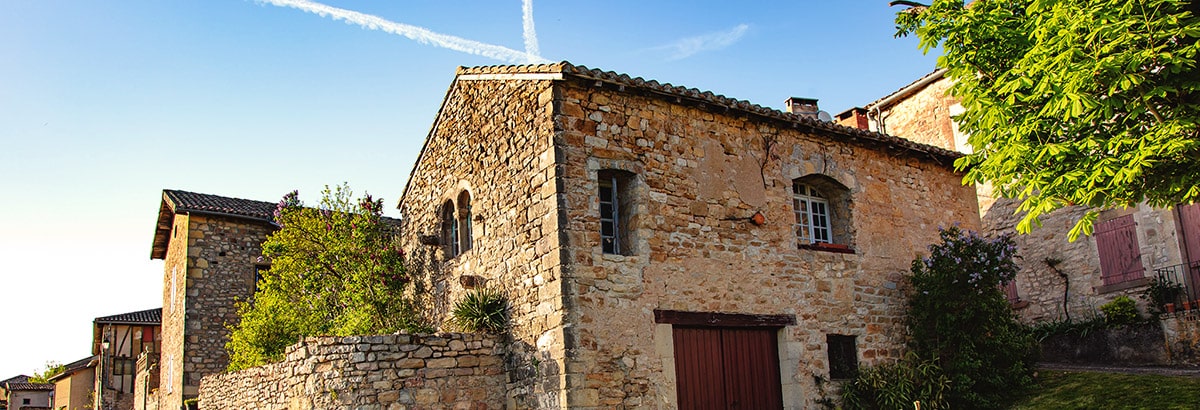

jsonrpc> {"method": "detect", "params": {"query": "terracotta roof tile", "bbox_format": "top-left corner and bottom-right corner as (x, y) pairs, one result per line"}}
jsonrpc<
(0, 375), (29, 385)
(163, 190), (277, 222)
(94, 307), (161, 325)
(4, 381), (53, 391)
(455, 61), (961, 162)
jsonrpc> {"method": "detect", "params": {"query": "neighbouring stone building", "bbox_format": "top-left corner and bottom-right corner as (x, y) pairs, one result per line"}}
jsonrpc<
(395, 62), (980, 408)
(149, 190), (277, 409)
(47, 356), (96, 410)
(93, 308), (161, 410)
(1, 375), (53, 410)
(853, 69), (1200, 324)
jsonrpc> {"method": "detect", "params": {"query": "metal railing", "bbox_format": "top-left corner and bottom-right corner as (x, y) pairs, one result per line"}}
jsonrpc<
(1149, 262), (1200, 311)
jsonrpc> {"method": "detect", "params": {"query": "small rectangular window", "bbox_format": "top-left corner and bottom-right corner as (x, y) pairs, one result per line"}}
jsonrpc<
(827, 334), (858, 379)
(599, 175), (619, 254)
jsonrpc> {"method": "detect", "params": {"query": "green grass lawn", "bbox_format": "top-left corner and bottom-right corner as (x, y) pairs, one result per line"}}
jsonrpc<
(1011, 370), (1200, 409)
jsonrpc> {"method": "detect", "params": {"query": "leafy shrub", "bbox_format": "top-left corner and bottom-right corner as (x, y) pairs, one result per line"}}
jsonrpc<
(226, 185), (430, 371)
(841, 352), (952, 410)
(450, 288), (509, 333)
(906, 226), (1037, 409)
(1099, 296), (1139, 325)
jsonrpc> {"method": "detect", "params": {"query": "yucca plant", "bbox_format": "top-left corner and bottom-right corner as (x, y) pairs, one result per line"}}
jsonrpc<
(450, 288), (509, 333)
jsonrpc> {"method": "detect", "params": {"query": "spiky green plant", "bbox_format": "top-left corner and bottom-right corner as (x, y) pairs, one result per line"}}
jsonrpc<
(451, 288), (508, 333)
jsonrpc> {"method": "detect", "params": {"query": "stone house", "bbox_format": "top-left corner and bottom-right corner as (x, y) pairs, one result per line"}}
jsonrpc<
(396, 62), (980, 408)
(1, 375), (53, 410)
(148, 190), (277, 409)
(847, 69), (1200, 323)
(92, 308), (161, 410)
(46, 356), (96, 410)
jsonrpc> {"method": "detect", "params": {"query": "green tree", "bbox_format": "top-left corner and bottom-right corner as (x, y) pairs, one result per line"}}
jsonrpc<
(907, 226), (1037, 409)
(895, 0), (1200, 239)
(226, 184), (428, 371)
(28, 361), (65, 383)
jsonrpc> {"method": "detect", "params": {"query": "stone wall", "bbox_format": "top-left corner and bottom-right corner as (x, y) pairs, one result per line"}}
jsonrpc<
(160, 213), (274, 408)
(198, 333), (504, 409)
(872, 76), (962, 152)
(1163, 311), (1200, 365)
(875, 75), (1194, 324)
(400, 64), (980, 409)
(135, 351), (159, 410)
(552, 78), (980, 408)
(397, 75), (566, 408)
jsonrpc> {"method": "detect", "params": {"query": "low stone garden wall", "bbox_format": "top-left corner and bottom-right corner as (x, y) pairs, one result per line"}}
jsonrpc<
(1162, 310), (1200, 366)
(1040, 314), (1200, 367)
(198, 333), (505, 409)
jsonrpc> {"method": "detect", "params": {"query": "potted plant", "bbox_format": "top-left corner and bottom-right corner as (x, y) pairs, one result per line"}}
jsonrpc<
(1165, 303), (1176, 313)
(1141, 276), (1184, 315)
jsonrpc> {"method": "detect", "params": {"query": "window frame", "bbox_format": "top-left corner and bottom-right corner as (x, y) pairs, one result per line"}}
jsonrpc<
(826, 334), (859, 380)
(599, 173), (620, 255)
(441, 200), (460, 258)
(793, 183), (832, 245)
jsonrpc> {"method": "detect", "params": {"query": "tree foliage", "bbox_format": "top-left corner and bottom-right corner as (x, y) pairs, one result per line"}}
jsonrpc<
(226, 184), (428, 371)
(906, 227), (1037, 409)
(28, 361), (65, 384)
(896, 0), (1200, 239)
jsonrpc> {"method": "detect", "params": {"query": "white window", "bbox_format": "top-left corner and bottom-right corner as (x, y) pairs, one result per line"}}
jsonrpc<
(793, 183), (831, 245)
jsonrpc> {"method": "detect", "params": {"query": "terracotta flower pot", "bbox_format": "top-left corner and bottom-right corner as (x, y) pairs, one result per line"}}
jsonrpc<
(1165, 303), (1176, 313)
(1184, 301), (1193, 310)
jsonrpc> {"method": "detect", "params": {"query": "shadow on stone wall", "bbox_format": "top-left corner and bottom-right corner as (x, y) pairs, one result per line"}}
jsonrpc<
(503, 340), (561, 409)
(1040, 322), (1168, 365)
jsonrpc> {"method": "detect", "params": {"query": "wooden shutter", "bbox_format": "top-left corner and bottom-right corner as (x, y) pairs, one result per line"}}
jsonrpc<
(1095, 215), (1144, 285)
(1178, 203), (1200, 267)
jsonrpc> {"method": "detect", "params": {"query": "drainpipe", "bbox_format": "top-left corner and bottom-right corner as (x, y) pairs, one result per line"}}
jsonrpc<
(866, 69), (947, 135)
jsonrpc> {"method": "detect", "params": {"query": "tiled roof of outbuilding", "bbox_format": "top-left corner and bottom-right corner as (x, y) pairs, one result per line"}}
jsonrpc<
(4, 381), (53, 391)
(94, 307), (161, 325)
(46, 356), (97, 383)
(163, 190), (277, 221)
(0, 375), (30, 385)
(151, 190), (278, 260)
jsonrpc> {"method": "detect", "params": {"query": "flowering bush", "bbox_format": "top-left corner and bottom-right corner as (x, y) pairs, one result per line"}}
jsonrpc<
(226, 184), (429, 371)
(906, 226), (1037, 409)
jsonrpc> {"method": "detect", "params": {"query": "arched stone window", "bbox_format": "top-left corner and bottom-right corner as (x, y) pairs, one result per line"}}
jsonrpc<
(457, 190), (473, 253)
(792, 175), (853, 249)
(441, 200), (459, 258)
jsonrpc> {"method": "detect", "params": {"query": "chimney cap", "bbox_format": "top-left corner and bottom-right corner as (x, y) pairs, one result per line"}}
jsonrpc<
(785, 97), (819, 105)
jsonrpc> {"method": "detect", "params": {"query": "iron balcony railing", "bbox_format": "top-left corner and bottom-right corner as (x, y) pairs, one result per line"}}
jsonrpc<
(1150, 262), (1200, 311)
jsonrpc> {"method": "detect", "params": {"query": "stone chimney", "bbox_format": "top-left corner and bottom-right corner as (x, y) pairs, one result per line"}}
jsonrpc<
(836, 107), (870, 130)
(785, 97), (820, 119)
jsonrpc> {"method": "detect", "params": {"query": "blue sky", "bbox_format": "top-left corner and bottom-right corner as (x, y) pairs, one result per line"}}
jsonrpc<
(0, 0), (937, 377)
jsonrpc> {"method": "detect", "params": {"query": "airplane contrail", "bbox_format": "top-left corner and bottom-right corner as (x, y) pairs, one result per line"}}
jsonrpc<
(259, 0), (546, 64)
(522, 0), (540, 60)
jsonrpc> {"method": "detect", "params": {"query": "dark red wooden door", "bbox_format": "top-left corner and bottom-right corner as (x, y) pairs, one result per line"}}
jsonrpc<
(673, 327), (783, 409)
(1095, 215), (1144, 285)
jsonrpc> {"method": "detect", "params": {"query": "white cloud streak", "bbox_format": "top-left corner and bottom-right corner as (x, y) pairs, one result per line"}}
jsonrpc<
(258, 0), (546, 64)
(522, 0), (540, 60)
(655, 24), (750, 61)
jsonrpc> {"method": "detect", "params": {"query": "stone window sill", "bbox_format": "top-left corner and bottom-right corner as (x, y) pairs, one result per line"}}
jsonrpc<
(799, 243), (856, 254)
(1095, 277), (1152, 294)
